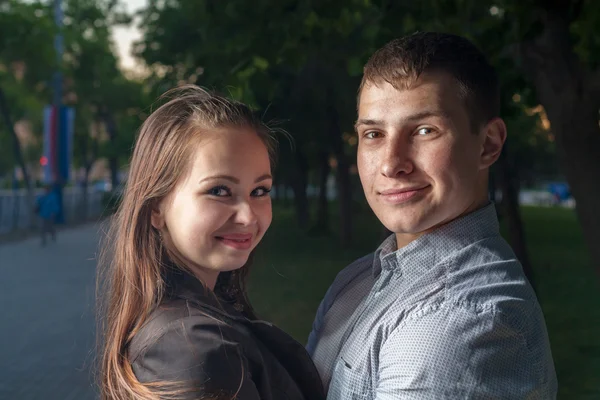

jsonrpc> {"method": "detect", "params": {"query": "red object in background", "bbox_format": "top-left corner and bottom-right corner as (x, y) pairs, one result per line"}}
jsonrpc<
(40, 156), (48, 166)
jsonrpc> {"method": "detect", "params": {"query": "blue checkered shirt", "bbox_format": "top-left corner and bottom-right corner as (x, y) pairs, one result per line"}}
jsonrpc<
(307, 204), (557, 399)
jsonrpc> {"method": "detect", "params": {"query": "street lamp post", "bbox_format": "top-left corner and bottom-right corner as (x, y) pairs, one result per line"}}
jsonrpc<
(53, 0), (65, 223)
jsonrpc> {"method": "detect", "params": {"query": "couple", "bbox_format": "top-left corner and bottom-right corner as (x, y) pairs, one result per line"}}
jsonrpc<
(98, 32), (557, 399)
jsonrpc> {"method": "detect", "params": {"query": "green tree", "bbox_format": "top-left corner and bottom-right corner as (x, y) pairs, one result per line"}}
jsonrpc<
(136, 0), (384, 244)
(135, 0), (600, 267)
(372, 0), (600, 272)
(62, 0), (142, 193)
(0, 0), (55, 221)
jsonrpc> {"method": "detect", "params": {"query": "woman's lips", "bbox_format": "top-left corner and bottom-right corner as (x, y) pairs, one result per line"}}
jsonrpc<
(215, 233), (253, 250)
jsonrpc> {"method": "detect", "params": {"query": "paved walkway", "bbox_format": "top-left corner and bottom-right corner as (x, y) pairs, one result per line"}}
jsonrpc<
(0, 223), (104, 399)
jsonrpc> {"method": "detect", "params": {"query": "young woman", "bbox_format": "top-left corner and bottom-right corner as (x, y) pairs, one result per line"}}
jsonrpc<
(98, 86), (324, 400)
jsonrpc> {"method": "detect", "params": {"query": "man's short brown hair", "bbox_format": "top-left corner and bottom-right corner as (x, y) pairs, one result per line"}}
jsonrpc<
(359, 32), (500, 131)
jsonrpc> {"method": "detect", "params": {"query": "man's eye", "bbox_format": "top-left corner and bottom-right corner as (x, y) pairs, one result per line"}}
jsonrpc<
(416, 127), (434, 136)
(207, 185), (231, 197)
(364, 131), (382, 139)
(252, 186), (272, 197)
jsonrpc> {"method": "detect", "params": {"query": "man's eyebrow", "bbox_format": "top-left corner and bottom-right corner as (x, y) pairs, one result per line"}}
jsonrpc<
(403, 110), (450, 122)
(354, 111), (450, 131)
(199, 174), (273, 184)
(354, 119), (385, 130)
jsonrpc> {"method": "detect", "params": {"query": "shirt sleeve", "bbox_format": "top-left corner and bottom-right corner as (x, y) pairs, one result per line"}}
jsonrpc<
(131, 316), (261, 400)
(307, 254), (375, 355)
(376, 305), (551, 400)
(306, 282), (337, 355)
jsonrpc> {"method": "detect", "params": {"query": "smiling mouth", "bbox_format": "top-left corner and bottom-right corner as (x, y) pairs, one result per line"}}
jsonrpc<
(215, 234), (253, 250)
(378, 185), (431, 203)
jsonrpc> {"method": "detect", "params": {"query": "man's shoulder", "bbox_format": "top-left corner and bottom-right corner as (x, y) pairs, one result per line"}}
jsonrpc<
(443, 235), (540, 319)
(340, 252), (375, 277)
(329, 252), (375, 290)
(314, 253), (375, 317)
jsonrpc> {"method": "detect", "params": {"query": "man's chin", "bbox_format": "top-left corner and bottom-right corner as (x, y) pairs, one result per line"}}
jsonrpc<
(380, 215), (428, 234)
(382, 217), (438, 237)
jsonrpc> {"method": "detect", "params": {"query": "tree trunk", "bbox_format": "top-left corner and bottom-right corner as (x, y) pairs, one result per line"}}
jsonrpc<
(80, 165), (92, 221)
(77, 120), (94, 221)
(282, 182), (290, 207)
(0, 193), (3, 232)
(290, 149), (310, 229)
(497, 146), (535, 288)
(83, 121), (100, 221)
(541, 101), (600, 274)
(272, 180), (280, 201)
(0, 87), (35, 229)
(313, 150), (331, 233)
(556, 121), (600, 274)
(518, 6), (600, 273)
(101, 110), (119, 189)
(327, 103), (353, 247)
(11, 185), (20, 232)
(336, 156), (353, 246)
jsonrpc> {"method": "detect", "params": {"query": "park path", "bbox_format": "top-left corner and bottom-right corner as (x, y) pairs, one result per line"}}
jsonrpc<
(0, 223), (103, 399)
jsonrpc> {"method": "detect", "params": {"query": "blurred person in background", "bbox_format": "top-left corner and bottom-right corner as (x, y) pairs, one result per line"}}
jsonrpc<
(36, 183), (59, 246)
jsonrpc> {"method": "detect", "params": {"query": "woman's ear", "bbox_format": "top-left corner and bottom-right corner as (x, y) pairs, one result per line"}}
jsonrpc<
(480, 117), (507, 170)
(150, 203), (165, 230)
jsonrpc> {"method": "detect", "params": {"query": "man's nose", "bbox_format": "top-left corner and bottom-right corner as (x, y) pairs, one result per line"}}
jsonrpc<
(380, 139), (414, 178)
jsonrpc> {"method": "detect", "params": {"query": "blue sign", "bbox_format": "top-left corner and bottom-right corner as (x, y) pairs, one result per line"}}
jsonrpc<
(43, 105), (74, 184)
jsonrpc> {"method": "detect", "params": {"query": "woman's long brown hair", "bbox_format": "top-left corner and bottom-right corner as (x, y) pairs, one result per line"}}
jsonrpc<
(97, 85), (276, 399)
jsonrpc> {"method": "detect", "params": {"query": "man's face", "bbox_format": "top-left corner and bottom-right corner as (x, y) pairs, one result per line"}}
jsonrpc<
(356, 71), (499, 247)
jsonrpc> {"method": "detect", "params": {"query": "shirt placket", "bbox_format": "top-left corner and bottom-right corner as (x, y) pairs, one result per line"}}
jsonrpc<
(336, 258), (396, 362)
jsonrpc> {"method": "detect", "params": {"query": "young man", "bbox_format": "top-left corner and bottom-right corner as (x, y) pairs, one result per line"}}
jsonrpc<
(307, 32), (557, 399)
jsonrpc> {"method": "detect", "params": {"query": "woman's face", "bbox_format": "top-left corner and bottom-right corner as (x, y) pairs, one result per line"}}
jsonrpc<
(152, 127), (272, 289)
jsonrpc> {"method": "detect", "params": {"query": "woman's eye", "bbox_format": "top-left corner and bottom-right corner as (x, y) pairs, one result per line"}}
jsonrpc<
(252, 186), (272, 197)
(416, 127), (434, 136)
(207, 185), (231, 197)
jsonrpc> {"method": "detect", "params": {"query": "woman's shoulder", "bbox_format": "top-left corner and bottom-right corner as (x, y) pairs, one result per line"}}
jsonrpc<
(128, 297), (241, 364)
(128, 297), (253, 396)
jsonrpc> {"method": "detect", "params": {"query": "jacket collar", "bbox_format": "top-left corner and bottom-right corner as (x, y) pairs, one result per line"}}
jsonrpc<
(164, 267), (254, 322)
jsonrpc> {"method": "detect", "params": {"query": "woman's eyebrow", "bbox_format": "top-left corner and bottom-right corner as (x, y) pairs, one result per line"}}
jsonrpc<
(199, 174), (273, 184)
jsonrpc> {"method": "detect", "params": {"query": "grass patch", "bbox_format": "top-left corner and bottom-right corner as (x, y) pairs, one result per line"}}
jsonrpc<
(249, 203), (600, 398)
(516, 207), (600, 399)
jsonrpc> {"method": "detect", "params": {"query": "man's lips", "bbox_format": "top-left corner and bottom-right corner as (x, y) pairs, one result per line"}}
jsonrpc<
(215, 233), (253, 250)
(378, 185), (430, 203)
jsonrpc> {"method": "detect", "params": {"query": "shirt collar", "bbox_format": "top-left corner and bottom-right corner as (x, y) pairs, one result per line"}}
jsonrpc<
(373, 203), (500, 277)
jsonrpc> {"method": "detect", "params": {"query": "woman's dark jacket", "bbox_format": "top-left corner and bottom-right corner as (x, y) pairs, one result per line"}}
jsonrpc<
(128, 270), (325, 400)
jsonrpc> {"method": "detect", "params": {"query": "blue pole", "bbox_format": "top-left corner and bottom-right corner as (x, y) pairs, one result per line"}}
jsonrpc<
(53, 0), (63, 106)
(53, 0), (65, 224)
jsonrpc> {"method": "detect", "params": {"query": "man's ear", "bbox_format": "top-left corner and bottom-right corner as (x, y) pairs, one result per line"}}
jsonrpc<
(480, 117), (507, 170)
(150, 203), (165, 230)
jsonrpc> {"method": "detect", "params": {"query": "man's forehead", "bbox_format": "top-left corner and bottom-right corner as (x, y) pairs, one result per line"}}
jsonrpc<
(358, 75), (464, 121)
